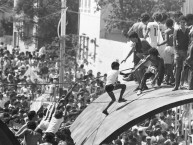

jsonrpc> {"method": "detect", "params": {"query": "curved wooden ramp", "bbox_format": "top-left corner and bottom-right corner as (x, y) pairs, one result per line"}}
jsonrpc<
(70, 82), (193, 145)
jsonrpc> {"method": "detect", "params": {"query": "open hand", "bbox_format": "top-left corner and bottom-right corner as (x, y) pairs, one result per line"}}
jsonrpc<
(121, 59), (126, 64)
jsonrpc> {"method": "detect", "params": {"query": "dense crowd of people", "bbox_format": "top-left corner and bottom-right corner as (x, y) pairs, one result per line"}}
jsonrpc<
(0, 42), (107, 145)
(101, 11), (193, 145)
(102, 108), (189, 145)
(121, 11), (193, 96)
(0, 9), (193, 145)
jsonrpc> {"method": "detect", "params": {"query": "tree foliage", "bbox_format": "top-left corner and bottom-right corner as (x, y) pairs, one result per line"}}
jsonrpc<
(97, 0), (183, 32)
(0, 0), (13, 8)
(0, 0), (13, 36)
(15, 0), (79, 48)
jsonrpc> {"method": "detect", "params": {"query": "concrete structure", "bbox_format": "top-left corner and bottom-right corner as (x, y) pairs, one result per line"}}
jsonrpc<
(79, 0), (133, 74)
(181, 0), (193, 15)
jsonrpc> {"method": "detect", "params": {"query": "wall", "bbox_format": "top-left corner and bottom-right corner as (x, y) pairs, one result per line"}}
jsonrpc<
(79, 0), (133, 75)
(79, 0), (101, 73)
(182, 0), (193, 15)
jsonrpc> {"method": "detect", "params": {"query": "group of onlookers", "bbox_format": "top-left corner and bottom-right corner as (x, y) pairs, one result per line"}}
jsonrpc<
(121, 11), (193, 95)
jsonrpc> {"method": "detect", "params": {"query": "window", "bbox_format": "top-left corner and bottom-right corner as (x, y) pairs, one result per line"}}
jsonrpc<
(84, 0), (88, 12)
(88, 0), (91, 13)
(80, 0), (84, 12)
(80, 0), (91, 13)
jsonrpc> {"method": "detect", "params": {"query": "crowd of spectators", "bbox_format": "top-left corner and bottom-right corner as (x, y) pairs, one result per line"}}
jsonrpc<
(102, 108), (193, 145)
(0, 24), (192, 145)
(0, 42), (108, 145)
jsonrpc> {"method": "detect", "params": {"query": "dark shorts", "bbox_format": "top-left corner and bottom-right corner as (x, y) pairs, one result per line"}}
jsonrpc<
(105, 84), (114, 92)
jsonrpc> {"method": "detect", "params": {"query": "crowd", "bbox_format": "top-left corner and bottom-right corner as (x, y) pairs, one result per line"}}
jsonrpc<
(0, 9), (193, 145)
(100, 11), (193, 145)
(102, 108), (190, 145)
(0, 42), (107, 145)
(120, 11), (193, 96)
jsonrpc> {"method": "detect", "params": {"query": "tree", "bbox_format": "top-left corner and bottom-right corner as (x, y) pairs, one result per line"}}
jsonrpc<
(0, 0), (13, 36)
(152, 0), (182, 12)
(0, 0), (13, 8)
(97, 0), (183, 32)
(15, 0), (79, 48)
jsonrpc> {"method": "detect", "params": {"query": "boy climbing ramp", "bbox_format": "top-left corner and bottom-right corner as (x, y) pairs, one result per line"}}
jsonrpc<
(103, 61), (127, 115)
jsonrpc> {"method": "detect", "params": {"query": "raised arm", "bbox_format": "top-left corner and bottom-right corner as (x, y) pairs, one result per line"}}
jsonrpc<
(144, 27), (150, 39)
(127, 25), (135, 36)
(16, 128), (27, 138)
(121, 43), (136, 63)
(158, 31), (169, 46)
(133, 55), (150, 72)
(15, 124), (27, 136)
(173, 29), (177, 48)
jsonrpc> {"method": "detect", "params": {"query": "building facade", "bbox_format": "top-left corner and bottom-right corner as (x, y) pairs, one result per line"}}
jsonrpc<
(181, 0), (193, 15)
(79, 0), (132, 74)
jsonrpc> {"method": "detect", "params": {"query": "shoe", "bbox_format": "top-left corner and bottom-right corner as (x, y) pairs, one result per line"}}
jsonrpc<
(102, 110), (109, 115)
(172, 87), (178, 91)
(179, 85), (187, 89)
(137, 90), (142, 95)
(134, 86), (140, 92)
(142, 86), (148, 91)
(155, 85), (161, 88)
(123, 74), (134, 82)
(163, 81), (168, 84)
(118, 98), (127, 102)
(170, 79), (175, 84)
(166, 82), (170, 85)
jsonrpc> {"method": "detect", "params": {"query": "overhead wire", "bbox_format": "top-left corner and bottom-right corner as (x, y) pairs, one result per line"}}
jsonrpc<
(15, 7), (134, 23)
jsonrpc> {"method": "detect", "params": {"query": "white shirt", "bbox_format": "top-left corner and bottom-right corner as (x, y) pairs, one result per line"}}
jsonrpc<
(179, 141), (186, 145)
(46, 116), (64, 134)
(147, 21), (159, 47)
(37, 120), (50, 131)
(106, 70), (119, 85)
(49, 84), (55, 94)
(174, 22), (180, 30)
(39, 46), (46, 56)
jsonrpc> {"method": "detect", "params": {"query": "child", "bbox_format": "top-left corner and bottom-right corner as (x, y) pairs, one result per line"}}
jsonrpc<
(103, 62), (127, 115)
(132, 48), (165, 95)
(157, 19), (175, 84)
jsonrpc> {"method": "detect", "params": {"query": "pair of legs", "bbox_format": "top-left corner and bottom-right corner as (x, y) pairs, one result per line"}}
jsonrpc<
(189, 67), (193, 90)
(134, 60), (149, 91)
(180, 63), (189, 87)
(173, 50), (187, 91)
(164, 64), (175, 84)
(103, 84), (126, 115)
(138, 66), (165, 94)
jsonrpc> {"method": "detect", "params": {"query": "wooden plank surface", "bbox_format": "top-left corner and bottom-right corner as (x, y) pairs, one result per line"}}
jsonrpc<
(70, 82), (193, 145)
